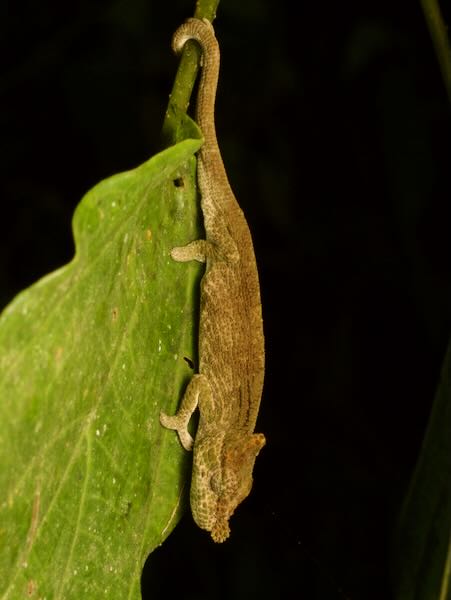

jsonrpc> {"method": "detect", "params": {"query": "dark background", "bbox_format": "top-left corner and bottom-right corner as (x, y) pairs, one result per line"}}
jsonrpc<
(2, 1), (451, 598)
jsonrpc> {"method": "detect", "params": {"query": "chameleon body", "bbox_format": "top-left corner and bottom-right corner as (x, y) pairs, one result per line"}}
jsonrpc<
(160, 18), (265, 543)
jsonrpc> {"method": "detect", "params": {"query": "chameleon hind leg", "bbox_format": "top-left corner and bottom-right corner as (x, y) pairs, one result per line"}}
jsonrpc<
(171, 239), (208, 263)
(171, 229), (239, 264)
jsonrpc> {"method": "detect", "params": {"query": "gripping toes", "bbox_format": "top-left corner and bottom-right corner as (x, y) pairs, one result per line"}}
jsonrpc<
(160, 411), (194, 451)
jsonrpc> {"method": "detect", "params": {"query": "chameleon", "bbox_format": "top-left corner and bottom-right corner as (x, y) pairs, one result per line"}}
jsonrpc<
(160, 17), (265, 543)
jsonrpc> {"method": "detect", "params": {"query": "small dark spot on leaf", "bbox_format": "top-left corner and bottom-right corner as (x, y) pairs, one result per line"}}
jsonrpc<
(120, 499), (132, 518)
(173, 177), (184, 188)
(111, 307), (119, 322)
(184, 356), (194, 369)
(26, 580), (37, 597)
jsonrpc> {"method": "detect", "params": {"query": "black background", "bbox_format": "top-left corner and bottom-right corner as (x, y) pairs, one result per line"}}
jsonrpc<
(2, 1), (451, 598)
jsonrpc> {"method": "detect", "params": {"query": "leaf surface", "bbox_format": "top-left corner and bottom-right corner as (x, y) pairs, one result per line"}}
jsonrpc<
(0, 135), (203, 599)
(392, 341), (451, 600)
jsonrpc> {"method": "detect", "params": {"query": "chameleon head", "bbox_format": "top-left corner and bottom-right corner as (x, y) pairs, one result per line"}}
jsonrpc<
(190, 431), (266, 543)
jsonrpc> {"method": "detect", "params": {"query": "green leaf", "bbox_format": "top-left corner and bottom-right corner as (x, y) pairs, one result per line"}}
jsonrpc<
(420, 0), (451, 106)
(391, 341), (451, 599)
(0, 133), (203, 598)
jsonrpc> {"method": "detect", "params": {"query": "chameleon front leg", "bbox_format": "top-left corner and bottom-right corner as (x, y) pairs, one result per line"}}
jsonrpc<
(160, 373), (212, 451)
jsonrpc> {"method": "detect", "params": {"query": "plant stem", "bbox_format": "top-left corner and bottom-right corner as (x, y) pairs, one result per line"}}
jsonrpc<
(420, 0), (451, 105)
(161, 0), (220, 146)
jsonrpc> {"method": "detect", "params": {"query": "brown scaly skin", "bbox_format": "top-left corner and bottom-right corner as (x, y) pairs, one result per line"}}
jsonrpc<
(160, 18), (265, 543)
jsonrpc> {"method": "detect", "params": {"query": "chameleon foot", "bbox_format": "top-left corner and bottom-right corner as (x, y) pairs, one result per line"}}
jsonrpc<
(159, 411), (194, 451)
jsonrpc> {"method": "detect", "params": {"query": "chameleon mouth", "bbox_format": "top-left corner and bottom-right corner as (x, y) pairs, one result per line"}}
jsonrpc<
(211, 518), (230, 543)
(209, 493), (234, 543)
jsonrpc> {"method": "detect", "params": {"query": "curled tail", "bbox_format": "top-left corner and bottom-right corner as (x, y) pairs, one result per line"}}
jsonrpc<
(171, 18), (220, 148)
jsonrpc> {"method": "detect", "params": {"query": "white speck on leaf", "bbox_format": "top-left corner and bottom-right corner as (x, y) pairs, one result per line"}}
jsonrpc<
(96, 429), (100, 437)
